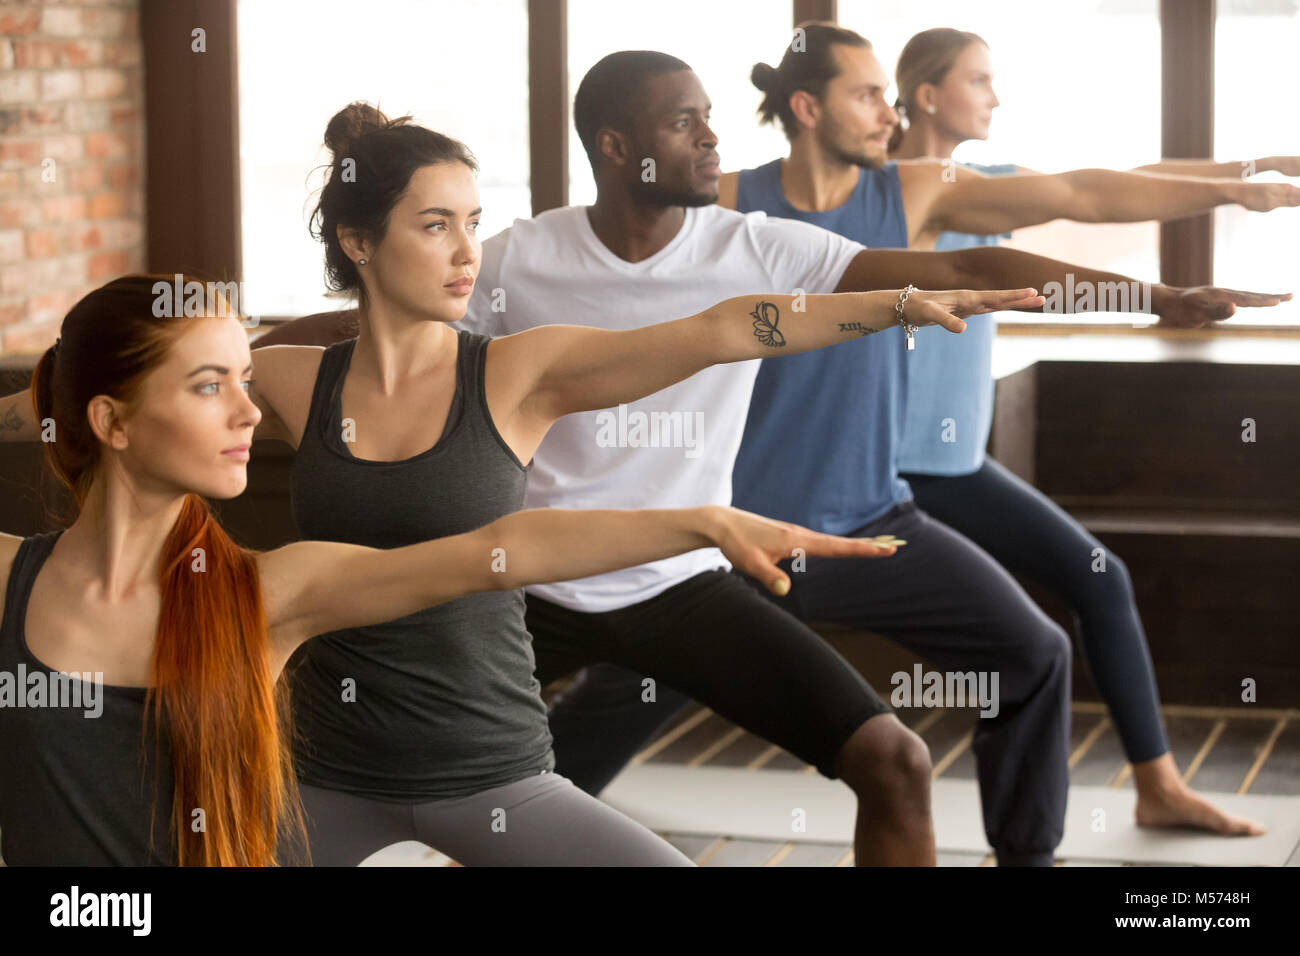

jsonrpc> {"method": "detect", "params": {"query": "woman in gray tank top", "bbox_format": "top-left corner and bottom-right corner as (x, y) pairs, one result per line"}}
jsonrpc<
(0, 274), (897, 866)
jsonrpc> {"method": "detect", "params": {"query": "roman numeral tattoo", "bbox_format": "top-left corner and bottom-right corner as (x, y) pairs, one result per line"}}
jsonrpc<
(838, 322), (877, 337)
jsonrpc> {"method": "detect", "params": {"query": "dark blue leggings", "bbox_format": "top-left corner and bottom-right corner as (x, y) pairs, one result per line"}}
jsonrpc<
(903, 456), (1169, 764)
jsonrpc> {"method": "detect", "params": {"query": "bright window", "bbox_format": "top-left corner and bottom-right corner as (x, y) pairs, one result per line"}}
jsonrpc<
(237, 0), (530, 318)
(566, 0), (791, 206)
(1213, 0), (1300, 327)
(839, 0), (1163, 324)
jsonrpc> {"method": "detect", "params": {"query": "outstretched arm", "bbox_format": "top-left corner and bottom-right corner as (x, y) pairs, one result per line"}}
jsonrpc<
(261, 505), (899, 658)
(490, 286), (1041, 427)
(833, 246), (1292, 328)
(0, 390), (41, 442)
(909, 161), (1300, 238)
(1133, 156), (1300, 179)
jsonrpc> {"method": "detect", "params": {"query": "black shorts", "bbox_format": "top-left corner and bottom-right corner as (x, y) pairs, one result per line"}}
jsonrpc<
(527, 568), (891, 779)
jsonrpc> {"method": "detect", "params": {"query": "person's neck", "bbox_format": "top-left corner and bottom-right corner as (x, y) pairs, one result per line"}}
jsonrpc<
(585, 194), (686, 264)
(891, 122), (961, 161)
(58, 478), (187, 604)
(779, 138), (862, 212)
(352, 300), (457, 396)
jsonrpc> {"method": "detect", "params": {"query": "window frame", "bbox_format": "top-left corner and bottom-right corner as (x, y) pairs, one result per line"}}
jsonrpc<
(147, 0), (1297, 335)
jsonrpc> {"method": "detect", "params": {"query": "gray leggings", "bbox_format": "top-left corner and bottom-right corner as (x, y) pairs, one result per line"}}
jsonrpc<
(293, 771), (693, 866)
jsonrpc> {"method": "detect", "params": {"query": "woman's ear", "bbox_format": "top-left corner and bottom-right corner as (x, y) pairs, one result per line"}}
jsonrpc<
(86, 394), (128, 451)
(916, 82), (939, 116)
(336, 224), (370, 266)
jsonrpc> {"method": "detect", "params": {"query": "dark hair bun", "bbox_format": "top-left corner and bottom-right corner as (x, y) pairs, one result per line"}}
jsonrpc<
(323, 102), (390, 157)
(750, 62), (778, 93)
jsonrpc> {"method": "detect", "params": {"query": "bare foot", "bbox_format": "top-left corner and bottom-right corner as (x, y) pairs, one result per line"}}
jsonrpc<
(1135, 784), (1266, 836)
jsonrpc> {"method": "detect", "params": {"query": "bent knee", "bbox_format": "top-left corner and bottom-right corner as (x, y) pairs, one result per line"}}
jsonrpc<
(1070, 549), (1136, 609)
(838, 715), (932, 792)
(1007, 614), (1073, 676)
(1018, 620), (1073, 686)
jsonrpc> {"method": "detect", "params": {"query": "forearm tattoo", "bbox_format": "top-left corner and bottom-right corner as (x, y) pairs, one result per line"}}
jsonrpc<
(838, 322), (877, 337)
(750, 301), (786, 347)
(0, 406), (25, 433)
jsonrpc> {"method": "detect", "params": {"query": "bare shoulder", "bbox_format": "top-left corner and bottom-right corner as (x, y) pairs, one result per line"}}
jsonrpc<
(482, 325), (566, 388)
(0, 532), (26, 622)
(716, 171), (739, 210)
(249, 344), (326, 383)
(893, 158), (947, 172)
(894, 160), (953, 210)
(253, 543), (313, 657)
(254, 540), (353, 629)
(480, 328), (554, 432)
(894, 158), (959, 183)
(249, 345), (327, 448)
(254, 543), (309, 623)
(254, 539), (371, 667)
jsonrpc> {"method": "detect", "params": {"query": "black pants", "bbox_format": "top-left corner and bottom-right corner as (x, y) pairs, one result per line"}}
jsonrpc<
(533, 501), (1072, 865)
(530, 568), (891, 781)
(905, 457), (1167, 763)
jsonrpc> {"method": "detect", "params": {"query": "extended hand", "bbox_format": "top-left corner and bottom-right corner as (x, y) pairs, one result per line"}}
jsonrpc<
(708, 506), (898, 596)
(1238, 181), (1300, 212)
(1155, 286), (1293, 329)
(904, 288), (1047, 333)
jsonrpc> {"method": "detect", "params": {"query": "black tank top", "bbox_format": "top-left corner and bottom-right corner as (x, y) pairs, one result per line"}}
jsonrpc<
(0, 531), (175, 865)
(286, 330), (554, 801)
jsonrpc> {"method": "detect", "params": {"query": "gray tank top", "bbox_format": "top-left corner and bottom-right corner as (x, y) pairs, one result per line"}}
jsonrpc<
(0, 530), (175, 864)
(287, 330), (554, 801)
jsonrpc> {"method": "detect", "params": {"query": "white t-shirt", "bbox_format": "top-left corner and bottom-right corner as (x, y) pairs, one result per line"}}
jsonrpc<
(457, 203), (864, 611)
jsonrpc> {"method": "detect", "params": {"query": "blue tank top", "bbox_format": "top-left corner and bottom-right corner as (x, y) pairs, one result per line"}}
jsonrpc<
(731, 158), (912, 534)
(898, 162), (1017, 476)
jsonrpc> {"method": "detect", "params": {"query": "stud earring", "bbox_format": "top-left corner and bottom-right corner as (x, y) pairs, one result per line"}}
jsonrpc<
(358, 258), (368, 266)
(926, 105), (937, 115)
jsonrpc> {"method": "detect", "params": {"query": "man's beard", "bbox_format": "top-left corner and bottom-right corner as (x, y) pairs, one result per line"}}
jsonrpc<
(637, 177), (718, 208)
(823, 130), (887, 170)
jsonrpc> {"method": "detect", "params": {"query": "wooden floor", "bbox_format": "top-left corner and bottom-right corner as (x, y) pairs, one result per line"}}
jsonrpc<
(630, 700), (1300, 867)
(364, 700), (1299, 867)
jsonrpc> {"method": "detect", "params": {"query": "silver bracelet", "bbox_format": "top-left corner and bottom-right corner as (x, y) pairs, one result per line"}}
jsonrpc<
(896, 284), (919, 350)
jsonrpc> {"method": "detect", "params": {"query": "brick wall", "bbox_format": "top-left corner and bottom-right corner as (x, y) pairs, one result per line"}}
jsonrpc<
(0, 0), (145, 355)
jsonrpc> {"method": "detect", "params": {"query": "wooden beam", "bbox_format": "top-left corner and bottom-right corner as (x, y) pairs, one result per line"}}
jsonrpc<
(528, 0), (568, 214)
(140, 0), (242, 281)
(1159, 0), (1215, 288)
(794, 0), (836, 25)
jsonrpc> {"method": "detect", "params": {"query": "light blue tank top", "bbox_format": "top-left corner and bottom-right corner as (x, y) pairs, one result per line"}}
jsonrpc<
(731, 158), (913, 535)
(897, 162), (1017, 476)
